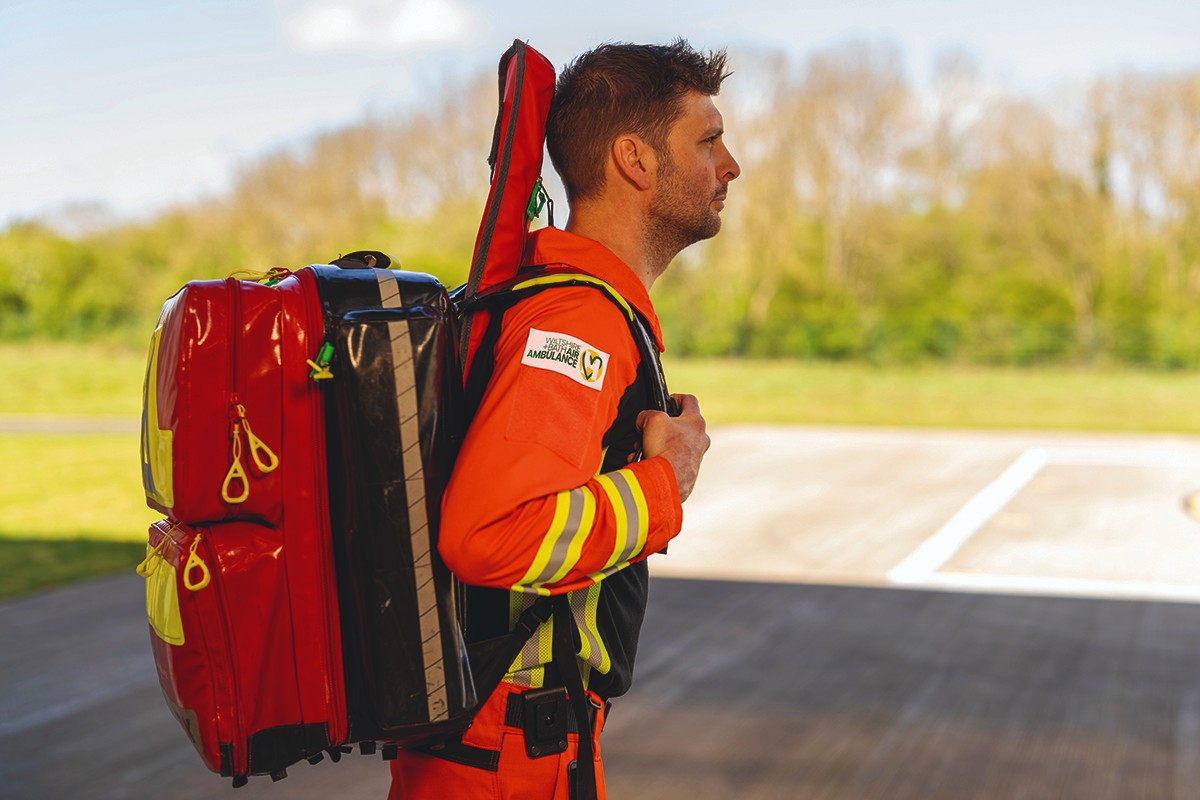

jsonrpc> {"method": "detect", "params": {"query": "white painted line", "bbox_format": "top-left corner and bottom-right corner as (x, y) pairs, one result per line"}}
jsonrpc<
(902, 571), (1200, 605)
(887, 447), (1049, 585)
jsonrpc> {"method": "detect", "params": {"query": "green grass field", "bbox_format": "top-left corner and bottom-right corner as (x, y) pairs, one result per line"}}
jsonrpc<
(2, 342), (1198, 599)
(663, 358), (1200, 432)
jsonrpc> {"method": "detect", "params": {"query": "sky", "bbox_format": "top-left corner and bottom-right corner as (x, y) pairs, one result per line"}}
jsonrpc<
(2, 0), (1198, 229)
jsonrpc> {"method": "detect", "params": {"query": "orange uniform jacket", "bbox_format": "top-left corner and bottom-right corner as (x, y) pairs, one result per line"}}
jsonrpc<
(439, 226), (683, 696)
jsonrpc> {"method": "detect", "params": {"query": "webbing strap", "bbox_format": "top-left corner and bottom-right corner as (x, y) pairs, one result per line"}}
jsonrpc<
(553, 597), (598, 800)
(458, 268), (673, 418)
(465, 596), (555, 712)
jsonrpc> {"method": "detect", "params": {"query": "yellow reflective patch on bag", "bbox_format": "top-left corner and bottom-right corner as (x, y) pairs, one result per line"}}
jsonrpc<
(141, 327), (174, 508)
(143, 541), (185, 646)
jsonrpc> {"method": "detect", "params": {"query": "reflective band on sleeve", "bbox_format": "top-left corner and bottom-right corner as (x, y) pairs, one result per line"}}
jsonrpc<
(626, 468), (651, 557)
(595, 474), (627, 569)
(515, 486), (596, 593)
(595, 469), (648, 569)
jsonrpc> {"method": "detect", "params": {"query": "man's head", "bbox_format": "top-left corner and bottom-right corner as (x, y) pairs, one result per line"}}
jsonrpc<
(547, 39), (732, 206)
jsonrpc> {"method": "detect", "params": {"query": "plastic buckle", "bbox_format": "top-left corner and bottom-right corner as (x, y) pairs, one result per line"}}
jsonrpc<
(522, 687), (569, 759)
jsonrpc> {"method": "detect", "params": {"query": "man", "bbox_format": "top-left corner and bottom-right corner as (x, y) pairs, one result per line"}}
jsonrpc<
(388, 39), (739, 799)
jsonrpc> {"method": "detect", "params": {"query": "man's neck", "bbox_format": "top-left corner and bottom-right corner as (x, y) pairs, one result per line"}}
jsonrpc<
(564, 212), (668, 292)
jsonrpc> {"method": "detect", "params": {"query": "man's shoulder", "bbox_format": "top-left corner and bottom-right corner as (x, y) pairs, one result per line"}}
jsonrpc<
(503, 282), (636, 352)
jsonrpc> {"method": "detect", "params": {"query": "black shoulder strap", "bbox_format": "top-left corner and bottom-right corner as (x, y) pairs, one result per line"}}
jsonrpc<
(554, 596), (598, 800)
(464, 595), (554, 711)
(457, 268), (673, 418)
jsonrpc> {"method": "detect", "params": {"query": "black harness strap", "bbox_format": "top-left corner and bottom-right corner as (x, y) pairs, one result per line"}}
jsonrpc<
(553, 597), (598, 800)
(464, 596), (554, 712)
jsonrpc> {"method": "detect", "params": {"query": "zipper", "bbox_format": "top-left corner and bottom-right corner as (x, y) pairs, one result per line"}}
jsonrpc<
(227, 278), (242, 410)
(225, 278), (245, 507)
(204, 530), (247, 776)
(167, 523), (245, 777)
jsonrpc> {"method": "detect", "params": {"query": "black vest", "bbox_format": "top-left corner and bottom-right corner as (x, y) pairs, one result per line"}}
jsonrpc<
(459, 278), (669, 700)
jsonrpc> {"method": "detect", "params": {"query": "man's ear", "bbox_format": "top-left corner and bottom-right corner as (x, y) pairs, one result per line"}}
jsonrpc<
(612, 134), (656, 191)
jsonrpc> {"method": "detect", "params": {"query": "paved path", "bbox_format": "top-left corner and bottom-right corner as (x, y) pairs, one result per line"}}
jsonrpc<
(4, 426), (1200, 799)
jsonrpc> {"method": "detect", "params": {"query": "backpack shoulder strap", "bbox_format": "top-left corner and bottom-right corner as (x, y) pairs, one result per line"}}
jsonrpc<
(457, 268), (673, 418)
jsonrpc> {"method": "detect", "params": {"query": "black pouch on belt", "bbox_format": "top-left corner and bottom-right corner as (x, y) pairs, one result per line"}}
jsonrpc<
(522, 687), (570, 758)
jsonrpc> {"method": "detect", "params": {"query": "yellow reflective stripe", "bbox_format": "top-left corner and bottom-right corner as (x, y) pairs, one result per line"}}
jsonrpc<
(514, 487), (596, 593)
(571, 584), (611, 674)
(595, 474), (629, 570)
(542, 489), (594, 587)
(587, 469), (650, 584)
(626, 468), (650, 557)
(506, 592), (553, 688)
(515, 490), (571, 587)
(511, 274), (635, 322)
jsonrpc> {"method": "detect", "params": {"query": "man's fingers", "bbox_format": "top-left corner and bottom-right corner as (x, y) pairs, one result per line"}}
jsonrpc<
(636, 409), (665, 431)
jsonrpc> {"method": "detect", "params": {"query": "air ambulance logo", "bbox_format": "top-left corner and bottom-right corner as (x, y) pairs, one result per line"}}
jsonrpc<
(522, 328), (609, 391)
(580, 349), (605, 383)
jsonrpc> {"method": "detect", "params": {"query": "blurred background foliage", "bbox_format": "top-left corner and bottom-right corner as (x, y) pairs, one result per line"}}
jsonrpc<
(3, 43), (1199, 369)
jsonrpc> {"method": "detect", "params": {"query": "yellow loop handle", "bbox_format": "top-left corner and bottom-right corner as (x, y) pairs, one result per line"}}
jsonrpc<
(221, 425), (250, 504)
(239, 412), (279, 475)
(136, 537), (169, 578)
(184, 534), (211, 592)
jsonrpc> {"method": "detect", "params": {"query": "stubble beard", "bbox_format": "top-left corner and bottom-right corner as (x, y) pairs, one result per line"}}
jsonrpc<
(644, 157), (725, 273)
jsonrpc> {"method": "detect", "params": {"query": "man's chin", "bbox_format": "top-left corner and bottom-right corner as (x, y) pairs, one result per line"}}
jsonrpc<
(701, 213), (723, 240)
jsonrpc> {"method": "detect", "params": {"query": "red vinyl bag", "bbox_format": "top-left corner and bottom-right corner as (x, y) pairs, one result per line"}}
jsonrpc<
(140, 518), (347, 778)
(142, 274), (290, 525)
(140, 268), (351, 782)
(459, 40), (556, 372)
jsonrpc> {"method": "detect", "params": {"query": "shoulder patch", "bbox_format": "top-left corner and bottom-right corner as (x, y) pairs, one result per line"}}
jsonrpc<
(520, 328), (610, 391)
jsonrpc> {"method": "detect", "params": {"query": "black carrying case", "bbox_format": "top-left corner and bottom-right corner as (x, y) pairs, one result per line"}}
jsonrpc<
(311, 260), (476, 745)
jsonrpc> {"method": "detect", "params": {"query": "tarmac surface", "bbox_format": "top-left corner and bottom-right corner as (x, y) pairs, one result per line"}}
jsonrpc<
(4, 425), (1200, 799)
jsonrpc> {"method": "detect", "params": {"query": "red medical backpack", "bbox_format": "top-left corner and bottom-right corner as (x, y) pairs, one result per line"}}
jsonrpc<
(138, 40), (556, 786)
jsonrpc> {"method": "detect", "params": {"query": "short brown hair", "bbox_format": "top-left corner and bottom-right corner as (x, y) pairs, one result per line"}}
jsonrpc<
(547, 39), (730, 204)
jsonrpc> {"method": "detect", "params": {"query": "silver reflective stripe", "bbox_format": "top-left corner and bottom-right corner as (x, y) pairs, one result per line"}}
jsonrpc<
(374, 268), (448, 722)
(527, 488), (588, 587)
(569, 588), (605, 669)
(607, 471), (642, 566)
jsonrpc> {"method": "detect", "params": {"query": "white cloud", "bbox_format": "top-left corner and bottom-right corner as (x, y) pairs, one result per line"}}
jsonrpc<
(277, 0), (480, 52)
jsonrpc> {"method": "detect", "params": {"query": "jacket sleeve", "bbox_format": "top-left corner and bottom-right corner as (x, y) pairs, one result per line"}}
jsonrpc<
(439, 287), (683, 595)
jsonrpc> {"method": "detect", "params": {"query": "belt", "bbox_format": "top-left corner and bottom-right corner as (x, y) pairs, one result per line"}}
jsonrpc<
(504, 687), (603, 735)
(422, 687), (610, 771)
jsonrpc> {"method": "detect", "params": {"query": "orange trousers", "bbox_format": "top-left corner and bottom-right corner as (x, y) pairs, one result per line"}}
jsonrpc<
(387, 681), (607, 800)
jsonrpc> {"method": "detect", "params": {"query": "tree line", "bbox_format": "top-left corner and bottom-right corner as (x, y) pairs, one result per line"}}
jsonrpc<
(2, 43), (1198, 367)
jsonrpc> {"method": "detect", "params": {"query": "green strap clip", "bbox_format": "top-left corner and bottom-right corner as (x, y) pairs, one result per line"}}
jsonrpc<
(306, 341), (335, 381)
(526, 177), (554, 226)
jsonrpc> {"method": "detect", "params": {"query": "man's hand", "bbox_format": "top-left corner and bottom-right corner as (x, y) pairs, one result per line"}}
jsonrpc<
(636, 394), (710, 503)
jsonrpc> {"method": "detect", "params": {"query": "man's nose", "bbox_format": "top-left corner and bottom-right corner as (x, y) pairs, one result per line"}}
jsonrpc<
(719, 142), (741, 181)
